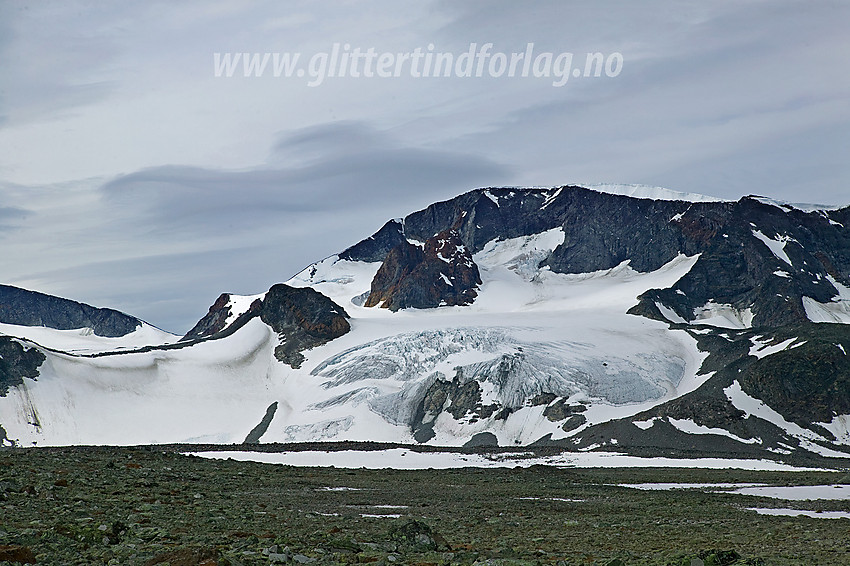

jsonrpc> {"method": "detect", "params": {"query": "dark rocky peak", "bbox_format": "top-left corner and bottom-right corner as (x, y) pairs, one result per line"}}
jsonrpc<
(365, 228), (481, 311)
(339, 218), (406, 263)
(342, 186), (728, 274)
(181, 293), (263, 341)
(331, 187), (850, 283)
(260, 284), (350, 368)
(337, 187), (849, 328)
(404, 188), (569, 254)
(0, 284), (142, 338)
(540, 191), (724, 274)
(340, 188), (571, 265)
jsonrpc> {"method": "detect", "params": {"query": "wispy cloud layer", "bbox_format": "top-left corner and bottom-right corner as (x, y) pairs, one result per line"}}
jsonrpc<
(2, 123), (507, 331)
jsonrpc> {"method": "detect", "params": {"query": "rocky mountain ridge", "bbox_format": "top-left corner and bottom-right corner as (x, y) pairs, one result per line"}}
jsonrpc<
(0, 284), (142, 337)
(1, 184), (849, 465)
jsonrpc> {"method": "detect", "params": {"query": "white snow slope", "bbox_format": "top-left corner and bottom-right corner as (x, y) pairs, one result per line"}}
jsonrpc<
(0, 229), (714, 448)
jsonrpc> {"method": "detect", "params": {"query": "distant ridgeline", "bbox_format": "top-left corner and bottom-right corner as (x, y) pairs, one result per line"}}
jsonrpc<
(0, 285), (141, 337)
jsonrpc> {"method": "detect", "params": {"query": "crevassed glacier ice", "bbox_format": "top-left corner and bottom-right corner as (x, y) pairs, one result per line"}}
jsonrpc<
(309, 327), (686, 427)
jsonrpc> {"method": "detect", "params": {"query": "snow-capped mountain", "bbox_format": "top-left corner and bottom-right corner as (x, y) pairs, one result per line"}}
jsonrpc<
(1, 185), (849, 464)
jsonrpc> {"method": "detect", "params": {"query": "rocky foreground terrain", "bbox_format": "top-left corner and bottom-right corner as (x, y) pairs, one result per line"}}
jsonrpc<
(1, 446), (849, 565)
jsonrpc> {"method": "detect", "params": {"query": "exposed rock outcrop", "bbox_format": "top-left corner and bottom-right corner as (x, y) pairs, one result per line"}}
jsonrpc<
(0, 337), (45, 396)
(181, 293), (263, 341)
(260, 284), (350, 368)
(181, 293), (233, 340)
(364, 229), (481, 310)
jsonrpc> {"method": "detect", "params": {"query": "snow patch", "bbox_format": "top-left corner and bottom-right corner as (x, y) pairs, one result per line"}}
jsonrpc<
(749, 336), (804, 360)
(0, 322), (179, 355)
(746, 508), (850, 519)
(724, 381), (849, 458)
(729, 485), (850, 500)
(751, 230), (796, 266)
(585, 183), (728, 203)
(802, 296), (850, 324)
(669, 418), (760, 444)
(475, 228), (565, 281)
(692, 302), (754, 329)
(750, 196), (844, 213)
(817, 415), (850, 446)
(632, 417), (658, 430)
(620, 482), (766, 491)
(540, 187), (562, 210)
(0, 318), (278, 446)
(224, 293), (264, 327)
(656, 302), (687, 324)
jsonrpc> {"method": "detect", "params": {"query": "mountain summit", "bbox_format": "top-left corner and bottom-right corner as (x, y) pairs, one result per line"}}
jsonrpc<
(1, 185), (848, 465)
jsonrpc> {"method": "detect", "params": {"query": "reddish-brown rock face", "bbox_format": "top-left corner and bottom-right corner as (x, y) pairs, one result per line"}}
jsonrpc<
(181, 293), (233, 340)
(365, 228), (481, 311)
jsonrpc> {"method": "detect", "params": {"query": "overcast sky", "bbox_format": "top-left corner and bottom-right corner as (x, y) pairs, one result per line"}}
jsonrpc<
(1, 0), (848, 333)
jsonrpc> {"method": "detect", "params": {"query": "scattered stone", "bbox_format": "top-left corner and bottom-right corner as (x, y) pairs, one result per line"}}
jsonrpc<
(143, 547), (220, 566)
(387, 520), (449, 552)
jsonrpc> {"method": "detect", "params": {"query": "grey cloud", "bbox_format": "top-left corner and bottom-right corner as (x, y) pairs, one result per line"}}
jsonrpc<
(101, 121), (510, 237)
(0, 206), (32, 232)
(429, 1), (849, 201)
